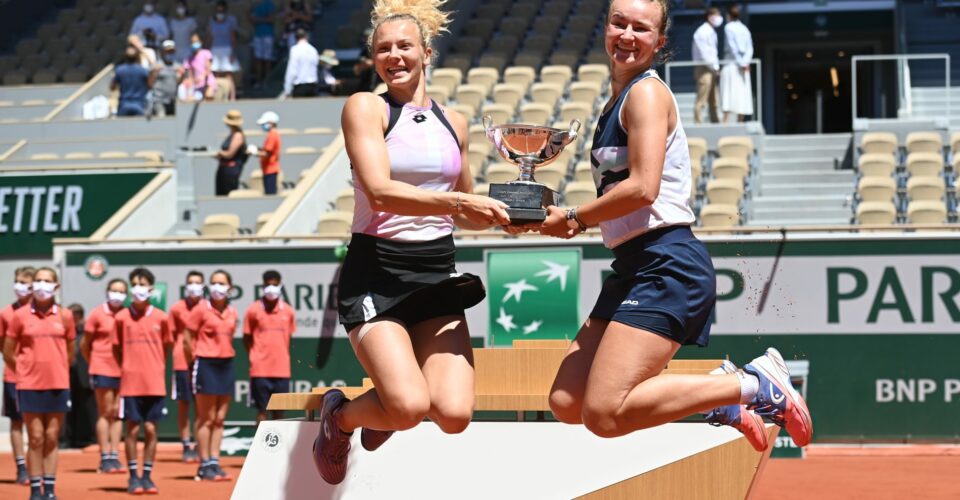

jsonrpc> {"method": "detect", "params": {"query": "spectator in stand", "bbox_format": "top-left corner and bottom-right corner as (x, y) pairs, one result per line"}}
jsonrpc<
(207, 0), (240, 101)
(168, 272), (205, 463)
(150, 40), (183, 117)
(282, 0), (314, 49)
(282, 28), (319, 98)
(250, 0), (277, 87)
(130, 2), (170, 41)
(181, 33), (216, 102)
(215, 110), (249, 196)
(0, 266), (34, 487)
(169, 0), (198, 63)
(113, 267), (172, 495)
(80, 281), (127, 475)
(720, 4), (754, 123)
(112, 46), (153, 117)
(255, 111), (282, 195)
(691, 7), (722, 124)
(353, 27), (379, 93)
(317, 49), (341, 96)
(3, 267), (75, 500)
(128, 34), (157, 70)
(243, 270), (296, 423)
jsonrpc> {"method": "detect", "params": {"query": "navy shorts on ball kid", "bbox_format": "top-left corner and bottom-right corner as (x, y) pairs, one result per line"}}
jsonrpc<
(2, 382), (22, 420)
(120, 396), (167, 423)
(249, 377), (290, 412)
(590, 225), (716, 347)
(171, 370), (194, 401)
(90, 375), (121, 390)
(193, 357), (235, 396)
(18, 389), (71, 414)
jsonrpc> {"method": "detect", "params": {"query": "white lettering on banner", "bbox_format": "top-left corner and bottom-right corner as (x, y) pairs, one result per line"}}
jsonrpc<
(775, 436), (798, 448)
(233, 379), (347, 404)
(876, 378), (949, 403)
(0, 185), (83, 234)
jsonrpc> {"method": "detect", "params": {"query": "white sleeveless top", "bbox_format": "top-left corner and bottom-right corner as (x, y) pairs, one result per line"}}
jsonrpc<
(589, 69), (696, 248)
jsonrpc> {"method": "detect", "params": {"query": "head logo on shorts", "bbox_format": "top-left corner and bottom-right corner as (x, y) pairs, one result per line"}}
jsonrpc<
(486, 249), (580, 346)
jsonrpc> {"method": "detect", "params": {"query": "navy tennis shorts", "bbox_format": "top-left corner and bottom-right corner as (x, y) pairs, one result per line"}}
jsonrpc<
(120, 396), (167, 423)
(90, 375), (121, 390)
(193, 357), (235, 396)
(171, 370), (194, 402)
(18, 389), (71, 414)
(248, 377), (290, 412)
(2, 382), (21, 420)
(590, 225), (716, 347)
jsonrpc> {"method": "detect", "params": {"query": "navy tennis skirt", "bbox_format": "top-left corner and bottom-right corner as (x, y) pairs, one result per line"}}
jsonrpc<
(590, 225), (716, 347)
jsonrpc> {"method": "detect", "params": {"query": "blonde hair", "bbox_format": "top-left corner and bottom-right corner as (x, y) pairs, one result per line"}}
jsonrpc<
(368, 0), (452, 52)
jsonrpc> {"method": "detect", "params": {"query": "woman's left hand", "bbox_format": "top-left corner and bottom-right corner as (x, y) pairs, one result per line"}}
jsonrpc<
(540, 206), (579, 239)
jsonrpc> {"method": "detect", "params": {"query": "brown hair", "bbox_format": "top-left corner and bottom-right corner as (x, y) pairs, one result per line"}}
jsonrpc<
(35, 266), (59, 283)
(728, 4), (741, 21)
(14, 266), (35, 279)
(705, 7), (720, 20)
(608, 0), (673, 64)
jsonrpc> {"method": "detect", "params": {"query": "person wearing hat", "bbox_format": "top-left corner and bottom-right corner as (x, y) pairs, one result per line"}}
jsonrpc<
(282, 28), (320, 98)
(214, 110), (248, 196)
(149, 39), (183, 117)
(254, 111), (282, 195)
(317, 49), (341, 96)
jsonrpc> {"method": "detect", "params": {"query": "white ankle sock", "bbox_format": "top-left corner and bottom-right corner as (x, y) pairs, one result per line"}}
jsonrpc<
(738, 371), (760, 404)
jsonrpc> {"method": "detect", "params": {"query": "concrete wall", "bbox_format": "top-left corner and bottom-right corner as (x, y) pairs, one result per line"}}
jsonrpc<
(276, 148), (351, 235)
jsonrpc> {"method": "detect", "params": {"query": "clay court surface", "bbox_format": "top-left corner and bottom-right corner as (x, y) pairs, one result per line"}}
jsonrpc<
(1, 444), (959, 499)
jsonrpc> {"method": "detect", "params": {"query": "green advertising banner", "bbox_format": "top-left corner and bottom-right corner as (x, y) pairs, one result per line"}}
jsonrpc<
(486, 249), (580, 346)
(0, 173), (155, 256)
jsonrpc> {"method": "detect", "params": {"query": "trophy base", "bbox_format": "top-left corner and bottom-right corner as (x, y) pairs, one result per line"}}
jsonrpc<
(489, 182), (558, 226)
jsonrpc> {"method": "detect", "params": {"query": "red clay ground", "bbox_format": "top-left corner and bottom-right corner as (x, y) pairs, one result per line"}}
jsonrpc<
(1, 445), (959, 499)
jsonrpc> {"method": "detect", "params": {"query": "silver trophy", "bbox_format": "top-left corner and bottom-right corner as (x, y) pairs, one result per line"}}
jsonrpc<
(483, 116), (581, 225)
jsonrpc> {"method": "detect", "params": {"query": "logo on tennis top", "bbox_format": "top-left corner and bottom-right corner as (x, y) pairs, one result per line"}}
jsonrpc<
(413, 113), (427, 123)
(770, 385), (786, 404)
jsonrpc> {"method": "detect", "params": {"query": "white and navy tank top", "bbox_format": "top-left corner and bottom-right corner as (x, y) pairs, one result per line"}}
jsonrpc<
(351, 94), (462, 241)
(590, 69), (696, 248)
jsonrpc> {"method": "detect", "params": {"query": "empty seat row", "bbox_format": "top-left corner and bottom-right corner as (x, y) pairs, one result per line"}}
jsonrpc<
(860, 131), (949, 155)
(856, 201), (949, 225)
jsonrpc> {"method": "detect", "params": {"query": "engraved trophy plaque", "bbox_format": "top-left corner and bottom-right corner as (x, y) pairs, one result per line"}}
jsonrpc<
(483, 116), (581, 225)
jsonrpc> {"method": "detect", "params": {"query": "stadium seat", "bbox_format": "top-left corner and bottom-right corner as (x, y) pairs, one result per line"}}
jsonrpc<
(857, 176), (897, 203)
(520, 103), (554, 125)
(549, 51), (581, 69)
(907, 200), (947, 224)
(455, 84), (487, 113)
(334, 187), (355, 212)
(481, 103), (515, 127)
(30, 153), (59, 160)
(430, 68), (463, 97)
(452, 36), (485, 60)
(499, 17), (530, 37)
(426, 85), (450, 104)
(905, 152), (943, 177)
(906, 176), (945, 202)
(485, 163), (518, 184)
(566, 14), (597, 35)
(857, 153), (896, 177)
(99, 151), (129, 159)
(688, 136), (708, 164)
(316, 211), (353, 234)
(478, 52), (510, 73)
(442, 54), (472, 76)
(569, 81), (602, 105)
(134, 150), (164, 162)
(540, 65), (573, 87)
(467, 67), (500, 96)
(586, 48), (608, 65)
(950, 132), (960, 154)
(464, 18), (496, 41)
(705, 178), (744, 205)
(860, 132), (898, 155)
(255, 212), (273, 233)
(905, 131), (942, 154)
(530, 82), (564, 107)
(691, 158), (702, 188)
(509, 2), (539, 22)
(487, 36), (520, 58)
(228, 189), (264, 198)
(563, 34), (591, 56)
(504, 66), (536, 92)
(201, 214), (240, 236)
(493, 83), (525, 109)
(710, 157), (749, 181)
(953, 154), (960, 172)
(303, 127), (334, 134)
(32, 69), (58, 84)
(856, 201), (897, 225)
(574, 161), (593, 182)
(469, 124), (488, 146)
(64, 152), (94, 160)
(535, 163), (566, 191)
(577, 64), (610, 85)
(468, 143), (490, 171)
(248, 170), (286, 194)
(562, 181), (596, 206)
(532, 16), (564, 38)
(513, 50), (547, 71)
(245, 128), (265, 138)
(717, 136), (754, 159)
(286, 146), (317, 155)
(474, 4), (505, 20)
(699, 203), (740, 228)
(60, 66), (88, 83)
(3, 71), (28, 85)
(276, 128), (298, 136)
(449, 103), (476, 121)
(473, 183), (490, 196)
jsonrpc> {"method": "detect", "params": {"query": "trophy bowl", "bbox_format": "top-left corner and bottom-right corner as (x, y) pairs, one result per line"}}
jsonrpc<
(483, 116), (581, 225)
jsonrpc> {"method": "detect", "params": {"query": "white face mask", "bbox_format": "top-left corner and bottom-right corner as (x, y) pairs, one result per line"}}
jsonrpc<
(709, 15), (723, 28)
(263, 284), (283, 300)
(131, 285), (153, 303)
(215, 12), (226, 21)
(176, 6), (186, 16)
(108, 292), (127, 306)
(13, 282), (32, 298)
(144, 3), (154, 14)
(209, 283), (230, 300)
(186, 283), (205, 298)
(33, 281), (57, 300)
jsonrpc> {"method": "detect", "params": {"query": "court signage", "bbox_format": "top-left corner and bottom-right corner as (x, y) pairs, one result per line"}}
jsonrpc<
(0, 173), (156, 256)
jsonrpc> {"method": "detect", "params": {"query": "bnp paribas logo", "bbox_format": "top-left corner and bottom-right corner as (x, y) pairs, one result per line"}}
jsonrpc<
(486, 249), (580, 346)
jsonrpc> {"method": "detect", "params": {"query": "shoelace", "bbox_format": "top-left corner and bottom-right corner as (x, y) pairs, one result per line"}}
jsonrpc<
(704, 407), (731, 427)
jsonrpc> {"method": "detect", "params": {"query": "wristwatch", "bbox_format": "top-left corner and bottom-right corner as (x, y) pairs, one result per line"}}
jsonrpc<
(565, 207), (588, 232)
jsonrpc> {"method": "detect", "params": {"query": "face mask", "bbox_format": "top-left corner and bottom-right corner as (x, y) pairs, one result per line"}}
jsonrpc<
(709, 15), (723, 28)
(144, 4), (154, 14)
(33, 281), (56, 301)
(186, 283), (205, 298)
(261, 123), (272, 131)
(263, 284), (282, 300)
(209, 283), (230, 300)
(191, 41), (202, 51)
(107, 292), (127, 306)
(13, 282), (32, 298)
(162, 54), (174, 63)
(131, 285), (153, 303)
(176, 6), (186, 16)
(215, 12), (226, 21)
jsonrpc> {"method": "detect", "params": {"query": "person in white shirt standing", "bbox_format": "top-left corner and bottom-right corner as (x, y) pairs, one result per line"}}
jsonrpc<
(283, 28), (320, 98)
(691, 7), (722, 124)
(720, 4), (754, 122)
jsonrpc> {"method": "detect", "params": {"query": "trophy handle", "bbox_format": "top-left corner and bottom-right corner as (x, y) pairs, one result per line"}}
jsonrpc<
(482, 115), (494, 132)
(567, 119), (582, 142)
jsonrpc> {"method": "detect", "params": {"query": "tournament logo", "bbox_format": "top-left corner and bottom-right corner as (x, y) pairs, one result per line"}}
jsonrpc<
(261, 427), (282, 453)
(84, 255), (109, 281)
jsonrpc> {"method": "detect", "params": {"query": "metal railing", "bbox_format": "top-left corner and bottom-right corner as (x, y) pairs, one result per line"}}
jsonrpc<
(850, 53), (951, 129)
(663, 58), (763, 125)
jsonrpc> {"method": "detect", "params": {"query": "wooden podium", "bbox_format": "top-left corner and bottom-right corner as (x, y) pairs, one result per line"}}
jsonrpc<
(234, 341), (775, 499)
